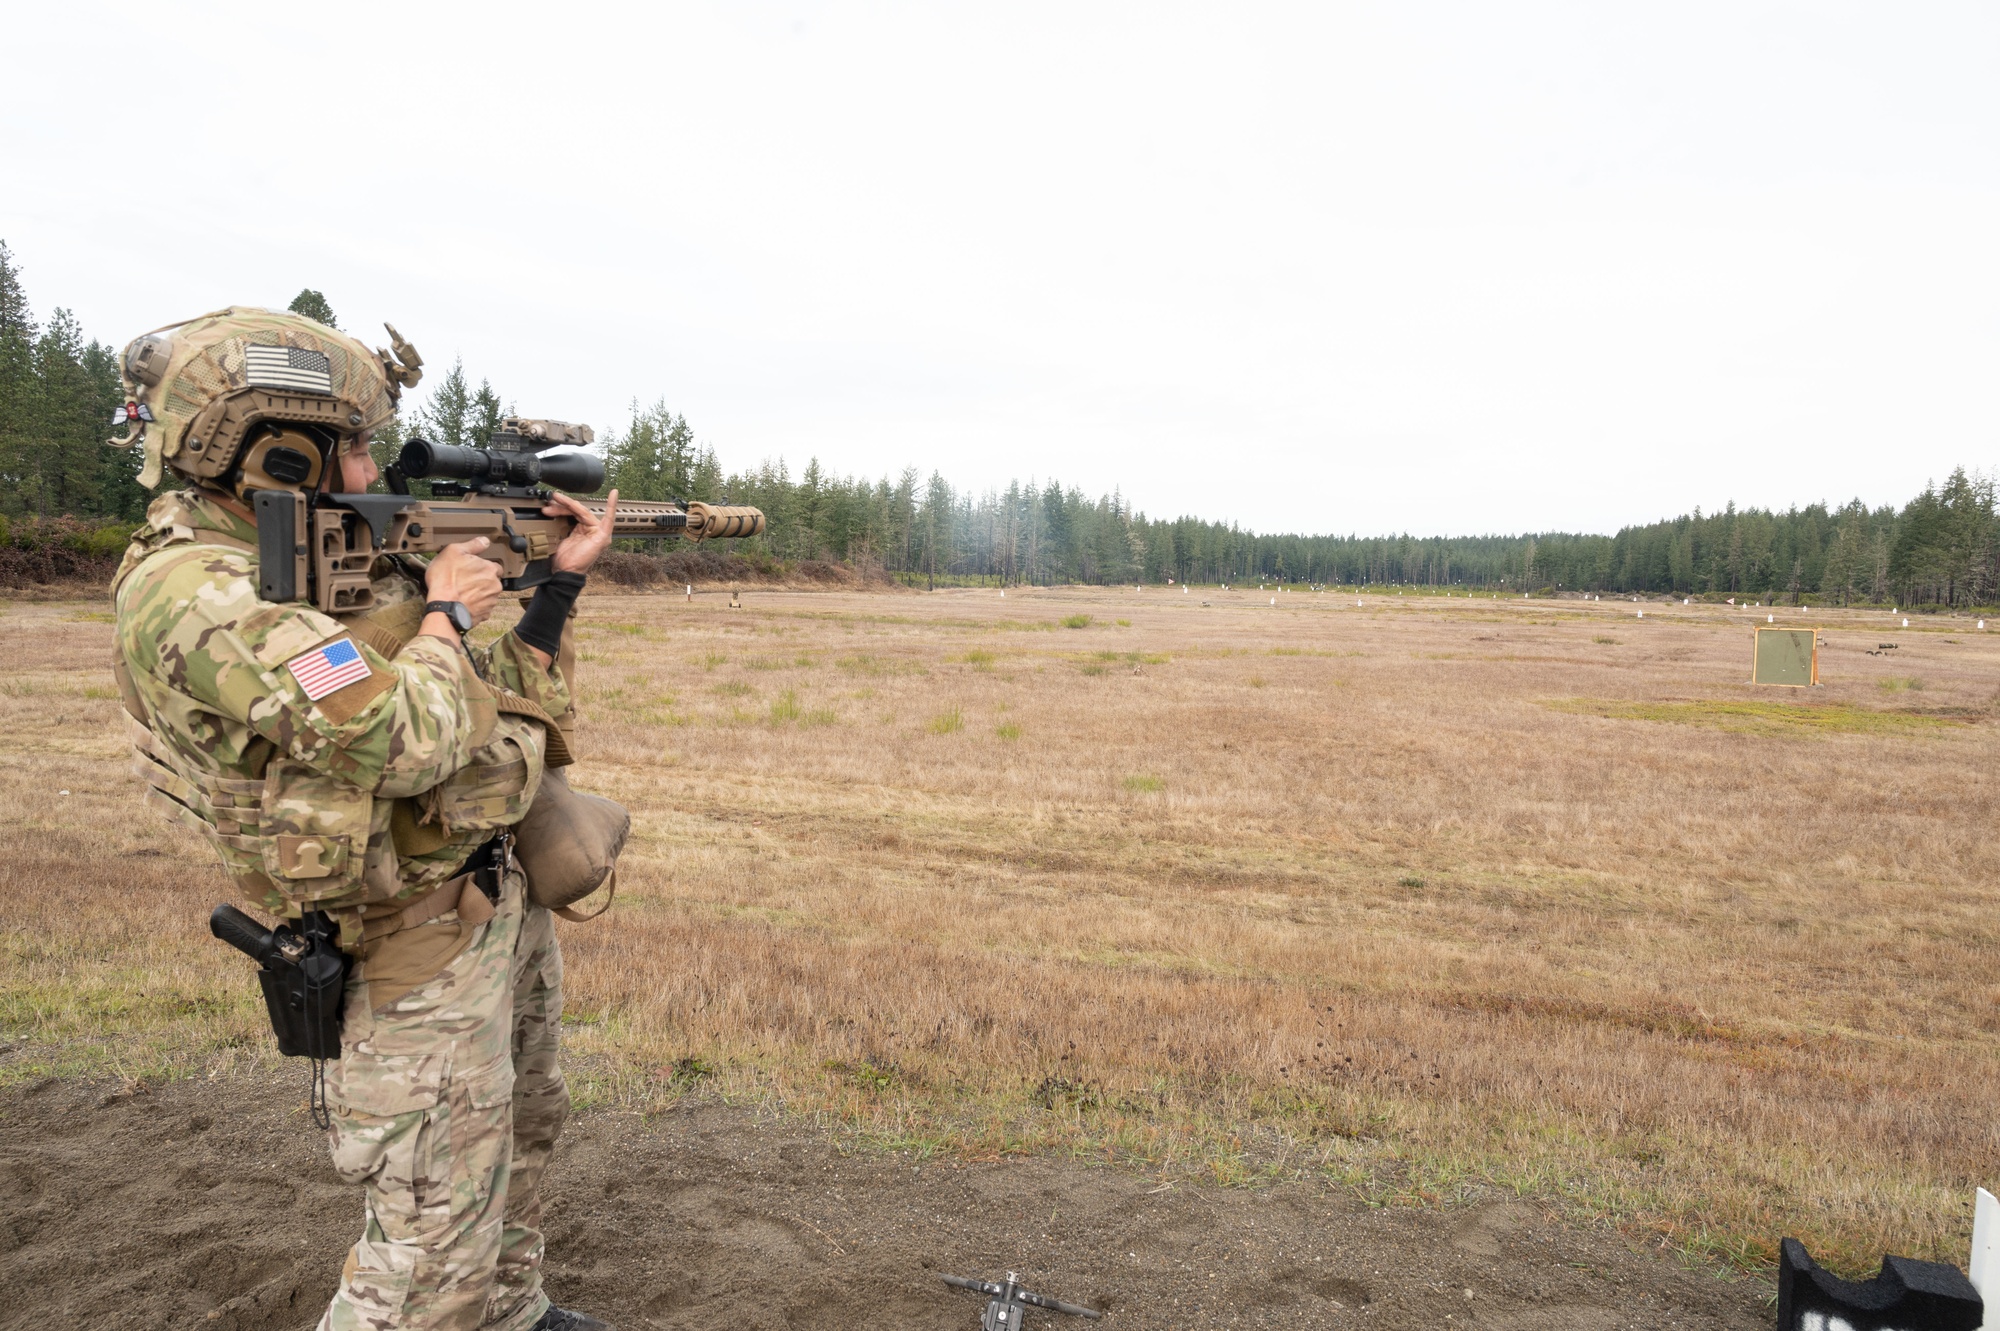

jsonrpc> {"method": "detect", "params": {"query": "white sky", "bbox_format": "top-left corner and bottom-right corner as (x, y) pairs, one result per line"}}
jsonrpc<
(5, 2), (1995, 535)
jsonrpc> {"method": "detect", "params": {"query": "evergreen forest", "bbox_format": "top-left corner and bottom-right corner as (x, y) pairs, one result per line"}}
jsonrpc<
(2, 242), (1993, 606)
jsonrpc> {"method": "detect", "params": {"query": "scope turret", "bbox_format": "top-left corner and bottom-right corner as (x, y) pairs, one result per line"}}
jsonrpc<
(398, 437), (605, 494)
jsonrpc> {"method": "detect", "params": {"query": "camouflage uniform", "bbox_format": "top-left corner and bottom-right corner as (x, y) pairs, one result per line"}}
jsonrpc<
(114, 487), (575, 1331)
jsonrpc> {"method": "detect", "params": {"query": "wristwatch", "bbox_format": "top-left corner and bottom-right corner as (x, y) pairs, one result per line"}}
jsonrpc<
(424, 600), (473, 634)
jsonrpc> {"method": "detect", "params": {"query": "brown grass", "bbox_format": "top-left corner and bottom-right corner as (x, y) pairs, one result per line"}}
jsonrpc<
(5, 587), (1998, 1274)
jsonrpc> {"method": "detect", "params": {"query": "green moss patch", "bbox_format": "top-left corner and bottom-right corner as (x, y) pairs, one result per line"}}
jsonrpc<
(1544, 698), (1963, 737)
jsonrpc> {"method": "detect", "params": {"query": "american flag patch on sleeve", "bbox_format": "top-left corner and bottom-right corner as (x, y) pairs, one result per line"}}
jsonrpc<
(245, 344), (334, 394)
(285, 637), (373, 700)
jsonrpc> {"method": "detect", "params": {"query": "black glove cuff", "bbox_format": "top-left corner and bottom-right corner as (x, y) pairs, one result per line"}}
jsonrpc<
(513, 571), (586, 658)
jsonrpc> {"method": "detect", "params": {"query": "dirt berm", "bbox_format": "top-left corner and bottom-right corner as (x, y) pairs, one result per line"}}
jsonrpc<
(0, 1073), (1767, 1330)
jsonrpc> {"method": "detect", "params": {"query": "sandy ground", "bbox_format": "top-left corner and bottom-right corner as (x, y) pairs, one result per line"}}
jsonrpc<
(0, 1071), (1767, 1331)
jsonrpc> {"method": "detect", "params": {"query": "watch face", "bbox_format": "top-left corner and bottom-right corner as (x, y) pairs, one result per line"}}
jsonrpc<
(429, 601), (472, 633)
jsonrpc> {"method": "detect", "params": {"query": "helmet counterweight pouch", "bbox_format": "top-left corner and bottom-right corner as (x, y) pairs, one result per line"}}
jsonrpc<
(512, 767), (628, 921)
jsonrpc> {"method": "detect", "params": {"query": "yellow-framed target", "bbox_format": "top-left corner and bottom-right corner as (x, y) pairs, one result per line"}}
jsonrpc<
(1752, 627), (1819, 686)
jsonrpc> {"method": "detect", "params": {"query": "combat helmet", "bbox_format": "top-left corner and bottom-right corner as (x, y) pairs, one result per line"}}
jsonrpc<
(110, 307), (424, 494)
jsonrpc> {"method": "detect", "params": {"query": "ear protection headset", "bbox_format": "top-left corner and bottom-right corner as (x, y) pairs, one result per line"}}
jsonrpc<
(231, 424), (332, 500)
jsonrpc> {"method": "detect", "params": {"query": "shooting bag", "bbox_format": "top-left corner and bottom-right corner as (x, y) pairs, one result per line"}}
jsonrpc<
(512, 765), (628, 920)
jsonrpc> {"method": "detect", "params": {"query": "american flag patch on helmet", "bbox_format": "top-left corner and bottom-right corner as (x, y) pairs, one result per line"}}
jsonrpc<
(285, 636), (373, 700)
(245, 344), (333, 394)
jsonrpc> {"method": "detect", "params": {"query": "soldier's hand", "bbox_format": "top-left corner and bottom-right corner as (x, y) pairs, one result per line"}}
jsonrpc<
(425, 538), (504, 627)
(546, 489), (617, 575)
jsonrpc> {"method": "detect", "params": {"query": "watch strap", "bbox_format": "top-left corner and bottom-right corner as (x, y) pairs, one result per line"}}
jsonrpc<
(424, 600), (472, 633)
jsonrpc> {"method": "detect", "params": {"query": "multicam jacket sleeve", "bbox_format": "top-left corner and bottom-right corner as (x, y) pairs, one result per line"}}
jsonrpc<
(115, 545), (490, 795)
(475, 627), (573, 729)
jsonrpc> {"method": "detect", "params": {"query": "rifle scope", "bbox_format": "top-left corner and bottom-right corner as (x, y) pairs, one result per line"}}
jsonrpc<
(398, 437), (606, 494)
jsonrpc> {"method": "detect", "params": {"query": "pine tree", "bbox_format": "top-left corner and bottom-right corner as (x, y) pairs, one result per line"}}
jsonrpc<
(34, 309), (98, 516)
(1823, 503), (1863, 605)
(0, 242), (41, 518)
(1935, 467), (1990, 607)
(892, 467), (917, 581)
(796, 458), (826, 560)
(1040, 481), (1069, 583)
(287, 289), (338, 329)
(470, 380), (504, 445)
(1889, 484), (1947, 605)
(416, 359), (474, 447)
(1723, 504), (1744, 593)
(604, 401), (698, 502)
(919, 471), (953, 589)
(690, 445), (722, 503)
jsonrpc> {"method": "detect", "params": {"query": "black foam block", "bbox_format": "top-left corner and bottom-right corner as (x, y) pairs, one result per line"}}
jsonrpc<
(1777, 1237), (1982, 1331)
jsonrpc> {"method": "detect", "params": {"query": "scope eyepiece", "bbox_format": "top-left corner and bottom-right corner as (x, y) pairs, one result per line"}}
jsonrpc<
(398, 437), (605, 494)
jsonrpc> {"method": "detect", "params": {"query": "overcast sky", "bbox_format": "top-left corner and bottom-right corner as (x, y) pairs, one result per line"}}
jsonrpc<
(5, 2), (1995, 535)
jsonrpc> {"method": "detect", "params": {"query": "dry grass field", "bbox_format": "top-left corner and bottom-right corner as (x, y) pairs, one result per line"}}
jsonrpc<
(5, 584), (1997, 1278)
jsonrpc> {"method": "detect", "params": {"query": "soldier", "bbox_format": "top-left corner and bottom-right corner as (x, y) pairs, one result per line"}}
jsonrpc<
(107, 308), (617, 1331)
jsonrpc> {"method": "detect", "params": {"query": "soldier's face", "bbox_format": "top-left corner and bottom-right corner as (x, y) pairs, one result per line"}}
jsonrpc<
(327, 436), (378, 493)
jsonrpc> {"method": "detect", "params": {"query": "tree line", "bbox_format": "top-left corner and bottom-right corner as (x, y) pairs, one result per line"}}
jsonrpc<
(1, 243), (1993, 606)
(592, 397), (1997, 607)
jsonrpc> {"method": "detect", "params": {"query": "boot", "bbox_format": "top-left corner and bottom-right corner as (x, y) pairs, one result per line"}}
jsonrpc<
(532, 1308), (617, 1331)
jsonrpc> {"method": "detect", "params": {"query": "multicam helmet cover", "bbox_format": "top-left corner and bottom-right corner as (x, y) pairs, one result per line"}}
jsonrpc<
(110, 306), (423, 489)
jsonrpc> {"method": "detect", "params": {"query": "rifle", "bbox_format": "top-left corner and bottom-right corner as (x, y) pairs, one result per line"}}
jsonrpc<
(942, 1273), (1103, 1327)
(254, 417), (765, 614)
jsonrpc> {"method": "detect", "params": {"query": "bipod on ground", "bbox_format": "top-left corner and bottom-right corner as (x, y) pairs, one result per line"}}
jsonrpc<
(942, 1271), (1103, 1327)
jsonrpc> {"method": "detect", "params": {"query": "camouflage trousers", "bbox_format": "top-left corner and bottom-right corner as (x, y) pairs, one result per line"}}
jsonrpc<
(318, 872), (570, 1331)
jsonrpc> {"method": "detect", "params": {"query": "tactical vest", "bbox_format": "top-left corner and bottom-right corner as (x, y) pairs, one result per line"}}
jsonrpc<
(112, 527), (571, 926)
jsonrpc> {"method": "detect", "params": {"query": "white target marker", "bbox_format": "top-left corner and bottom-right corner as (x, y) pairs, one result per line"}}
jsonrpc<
(1971, 1188), (1999, 1313)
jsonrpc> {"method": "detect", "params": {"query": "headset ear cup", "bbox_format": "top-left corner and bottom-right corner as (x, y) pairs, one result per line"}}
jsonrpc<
(234, 426), (329, 498)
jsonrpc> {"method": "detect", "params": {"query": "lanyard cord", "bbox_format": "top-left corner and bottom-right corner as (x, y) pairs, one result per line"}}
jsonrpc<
(309, 1055), (331, 1130)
